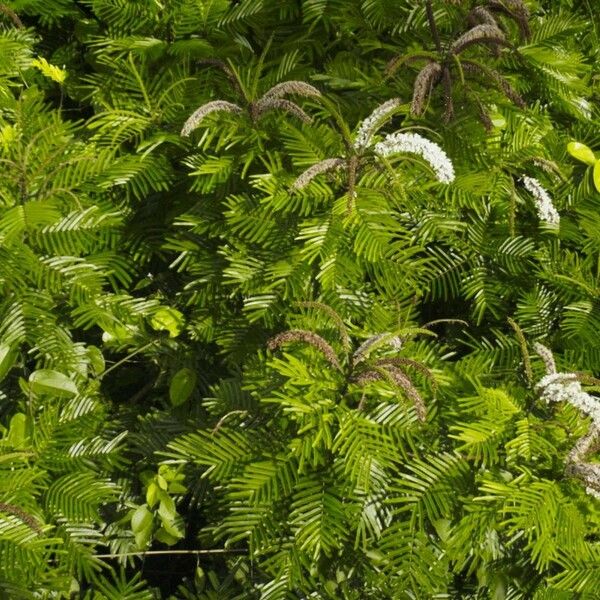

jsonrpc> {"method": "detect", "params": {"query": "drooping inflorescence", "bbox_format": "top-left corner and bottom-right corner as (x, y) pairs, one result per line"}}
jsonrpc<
(181, 78), (321, 137)
(535, 343), (600, 498)
(266, 305), (435, 422)
(374, 132), (455, 184)
(522, 176), (560, 226)
(181, 100), (244, 137)
(387, 0), (528, 124)
(353, 98), (403, 150)
(290, 102), (455, 198)
(290, 158), (346, 192)
(0, 502), (43, 535)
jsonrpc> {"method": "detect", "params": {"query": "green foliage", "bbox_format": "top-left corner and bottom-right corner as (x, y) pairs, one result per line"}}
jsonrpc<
(1, 0), (600, 596)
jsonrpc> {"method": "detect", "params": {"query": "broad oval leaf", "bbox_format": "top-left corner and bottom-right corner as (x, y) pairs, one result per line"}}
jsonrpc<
(7, 413), (32, 448)
(0, 342), (17, 382)
(150, 307), (184, 338)
(29, 370), (78, 398)
(87, 345), (105, 375)
(169, 368), (197, 406)
(158, 495), (177, 522)
(101, 324), (138, 343)
(146, 482), (159, 508)
(594, 160), (600, 193)
(154, 526), (180, 546)
(131, 504), (153, 534)
(567, 141), (596, 166)
(134, 528), (152, 550)
(160, 515), (185, 539)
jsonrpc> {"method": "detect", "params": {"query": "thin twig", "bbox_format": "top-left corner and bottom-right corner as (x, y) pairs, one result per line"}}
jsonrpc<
(507, 317), (533, 386)
(95, 549), (246, 558)
(100, 341), (158, 380)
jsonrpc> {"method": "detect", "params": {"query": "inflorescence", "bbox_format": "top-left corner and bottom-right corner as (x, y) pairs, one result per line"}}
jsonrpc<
(522, 176), (560, 226)
(374, 132), (455, 184)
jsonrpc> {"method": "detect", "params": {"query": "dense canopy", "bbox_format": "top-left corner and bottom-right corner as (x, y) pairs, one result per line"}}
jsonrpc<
(1, 0), (600, 597)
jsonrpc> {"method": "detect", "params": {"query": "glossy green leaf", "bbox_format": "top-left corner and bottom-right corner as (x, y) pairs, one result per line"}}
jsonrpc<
(131, 505), (153, 534)
(134, 528), (152, 550)
(6, 413), (31, 448)
(167, 481), (187, 494)
(154, 527), (179, 545)
(101, 324), (139, 343)
(146, 482), (159, 508)
(567, 141), (596, 166)
(594, 160), (600, 192)
(160, 515), (185, 539)
(0, 343), (17, 382)
(87, 345), (105, 375)
(169, 367), (197, 406)
(29, 370), (78, 398)
(150, 307), (184, 338)
(158, 495), (177, 521)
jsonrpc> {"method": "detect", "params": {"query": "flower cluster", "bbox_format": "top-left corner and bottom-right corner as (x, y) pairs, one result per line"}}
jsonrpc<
(535, 343), (600, 499)
(181, 100), (243, 136)
(536, 373), (600, 425)
(374, 132), (455, 184)
(522, 176), (560, 226)
(586, 486), (600, 500)
(353, 98), (402, 150)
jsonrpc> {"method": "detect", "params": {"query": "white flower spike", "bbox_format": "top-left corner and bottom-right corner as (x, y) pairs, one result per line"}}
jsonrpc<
(522, 176), (560, 226)
(374, 132), (455, 184)
(353, 98), (403, 151)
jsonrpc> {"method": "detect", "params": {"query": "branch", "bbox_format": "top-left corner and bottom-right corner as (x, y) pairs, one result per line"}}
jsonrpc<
(95, 548), (246, 559)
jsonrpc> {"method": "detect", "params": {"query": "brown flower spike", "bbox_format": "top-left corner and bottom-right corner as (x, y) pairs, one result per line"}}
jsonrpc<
(267, 304), (437, 423)
(181, 75), (321, 136)
(387, 0), (527, 124)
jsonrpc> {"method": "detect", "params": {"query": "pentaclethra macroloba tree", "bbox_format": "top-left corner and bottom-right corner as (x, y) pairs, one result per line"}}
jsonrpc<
(1, 0), (600, 597)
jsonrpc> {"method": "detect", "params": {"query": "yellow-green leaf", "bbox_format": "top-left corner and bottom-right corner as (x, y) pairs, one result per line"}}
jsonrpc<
(6, 413), (31, 448)
(131, 505), (153, 534)
(29, 370), (78, 398)
(169, 367), (197, 406)
(594, 160), (600, 192)
(87, 345), (105, 375)
(154, 526), (179, 545)
(150, 307), (184, 338)
(160, 515), (185, 539)
(102, 322), (140, 343)
(567, 141), (596, 166)
(146, 482), (159, 508)
(0, 342), (17, 382)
